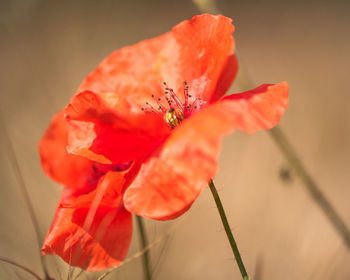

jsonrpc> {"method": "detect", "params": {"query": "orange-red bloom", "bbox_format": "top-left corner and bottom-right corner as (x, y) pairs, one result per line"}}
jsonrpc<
(39, 14), (288, 270)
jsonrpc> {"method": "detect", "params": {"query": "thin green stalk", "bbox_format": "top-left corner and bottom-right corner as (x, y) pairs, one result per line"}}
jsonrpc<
(269, 126), (350, 248)
(136, 216), (152, 280)
(209, 180), (249, 280)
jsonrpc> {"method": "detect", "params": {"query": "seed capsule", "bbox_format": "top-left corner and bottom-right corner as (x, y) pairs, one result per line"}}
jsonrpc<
(164, 108), (185, 129)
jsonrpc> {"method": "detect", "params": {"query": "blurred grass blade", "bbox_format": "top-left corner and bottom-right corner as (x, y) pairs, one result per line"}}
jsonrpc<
(269, 126), (350, 248)
(0, 115), (50, 278)
(0, 257), (42, 280)
(237, 61), (350, 248)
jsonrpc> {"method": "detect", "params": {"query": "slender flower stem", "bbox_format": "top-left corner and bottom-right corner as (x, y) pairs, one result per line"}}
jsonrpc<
(269, 126), (350, 248)
(209, 180), (249, 280)
(136, 216), (152, 280)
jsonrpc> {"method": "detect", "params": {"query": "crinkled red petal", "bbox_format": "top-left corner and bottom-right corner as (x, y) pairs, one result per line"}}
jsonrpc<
(168, 13), (237, 102)
(123, 82), (288, 220)
(65, 91), (170, 164)
(210, 54), (238, 102)
(39, 111), (96, 191)
(222, 82), (289, 133)
(42, 172), (132, 271)
(77, 14), (236, 103)
(39, 111), (129, 191)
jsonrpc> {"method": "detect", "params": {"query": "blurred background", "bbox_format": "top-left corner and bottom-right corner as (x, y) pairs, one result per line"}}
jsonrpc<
(0, 0), (349, 279)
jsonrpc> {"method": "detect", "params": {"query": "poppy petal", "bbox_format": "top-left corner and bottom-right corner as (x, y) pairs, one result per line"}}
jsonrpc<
(210, 53), (238, 102)
(39, 111), (129, 191)
(39, 111), (96, 191)
(169, 14), (237, 102)
(77, 14), (236, 104)
(65, 90), (170, 164)
(42, 172), (132, 271)
(123, 82), (288, 220)
(222, 82), (289, 133)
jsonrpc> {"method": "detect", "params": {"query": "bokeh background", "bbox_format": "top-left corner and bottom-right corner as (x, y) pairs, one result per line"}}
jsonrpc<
(1, 0), (349, 279)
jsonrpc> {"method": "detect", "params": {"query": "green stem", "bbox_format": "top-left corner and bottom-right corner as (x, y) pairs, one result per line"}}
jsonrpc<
(136, 216), (152, 280)
(269, 126), (350, 248)
(209, 180), (249, 280)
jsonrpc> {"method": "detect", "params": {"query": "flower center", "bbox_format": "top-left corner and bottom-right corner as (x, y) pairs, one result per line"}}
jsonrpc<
(164, 108), (185, 129)
(141, 82), (205, 129)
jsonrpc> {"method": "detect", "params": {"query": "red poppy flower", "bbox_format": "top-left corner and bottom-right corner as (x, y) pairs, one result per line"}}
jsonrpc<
(39, 14), (288, 271)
